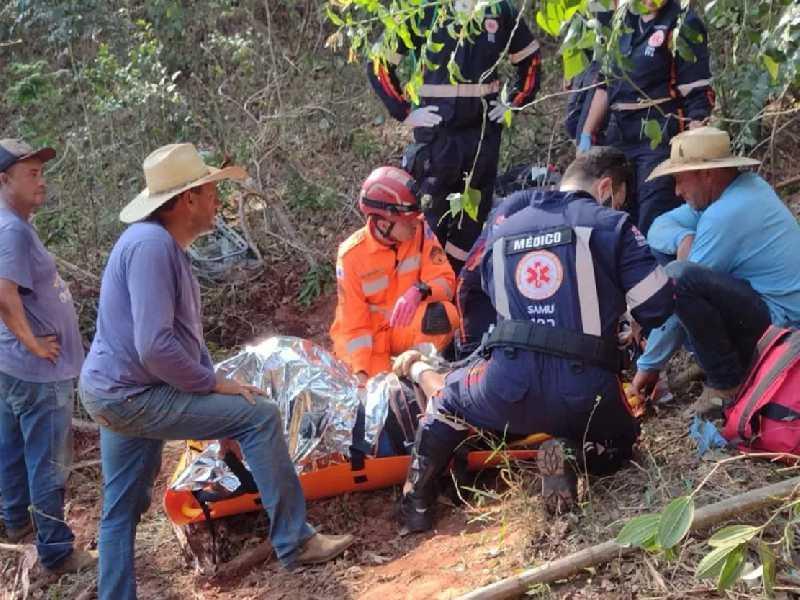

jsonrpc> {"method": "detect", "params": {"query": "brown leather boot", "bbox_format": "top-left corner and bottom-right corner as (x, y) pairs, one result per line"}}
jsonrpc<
(296, 533), (354, 565)
(44, 549), (98, 576)
(687, 385), (739, 419)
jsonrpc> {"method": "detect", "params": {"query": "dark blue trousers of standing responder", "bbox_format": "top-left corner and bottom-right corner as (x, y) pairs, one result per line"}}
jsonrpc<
(605, 109), (682, 236)
(600, 0), (714, 234)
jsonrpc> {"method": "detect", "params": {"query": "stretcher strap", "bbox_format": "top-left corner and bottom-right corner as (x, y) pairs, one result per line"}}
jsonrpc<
(350, 402), (372, 472)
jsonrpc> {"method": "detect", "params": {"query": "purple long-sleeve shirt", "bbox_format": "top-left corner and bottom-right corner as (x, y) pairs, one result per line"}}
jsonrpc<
(80, 222), (216, 400)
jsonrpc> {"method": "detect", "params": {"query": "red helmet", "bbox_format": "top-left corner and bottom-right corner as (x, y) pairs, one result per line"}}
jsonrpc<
(358, 166), (420, 220)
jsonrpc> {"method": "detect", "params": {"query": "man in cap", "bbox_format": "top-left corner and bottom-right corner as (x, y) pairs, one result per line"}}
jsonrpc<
(331, 166), (459, 382)
(79, 144), (353, 600)
(0, 139), (97, 574)
(631, 127), (800, 414)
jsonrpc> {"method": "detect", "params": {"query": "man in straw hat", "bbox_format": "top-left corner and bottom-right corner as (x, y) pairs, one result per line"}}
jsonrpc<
(79, 144), (353, 600)
(0, 139), (97, 574)
(631, 127), (800, 415)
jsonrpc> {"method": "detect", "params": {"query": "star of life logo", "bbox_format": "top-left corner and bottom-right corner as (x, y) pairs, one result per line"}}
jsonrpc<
(514, 250), (563, 301)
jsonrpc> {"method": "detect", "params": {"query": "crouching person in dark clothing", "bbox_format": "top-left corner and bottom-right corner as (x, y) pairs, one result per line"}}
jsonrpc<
(79, 144), (353, 600)
(393, 147), (674, 530)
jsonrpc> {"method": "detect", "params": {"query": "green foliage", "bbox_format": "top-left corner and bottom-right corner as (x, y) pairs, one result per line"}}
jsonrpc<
(618, 491), (797, 596)
(704, 0), (799, 147)
(657, 495), (694, 550)
(298, 262), (335, 307)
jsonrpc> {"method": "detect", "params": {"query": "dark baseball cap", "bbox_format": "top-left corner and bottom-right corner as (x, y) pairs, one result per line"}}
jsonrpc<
(0, 139), (56, 173)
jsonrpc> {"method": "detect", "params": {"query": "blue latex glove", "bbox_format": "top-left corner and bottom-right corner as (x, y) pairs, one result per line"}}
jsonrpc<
(577, 132), (592, 153)
(688, 416), (728, 456)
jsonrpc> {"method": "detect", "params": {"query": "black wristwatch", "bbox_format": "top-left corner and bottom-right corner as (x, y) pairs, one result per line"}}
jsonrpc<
(415, 282), (432, 299)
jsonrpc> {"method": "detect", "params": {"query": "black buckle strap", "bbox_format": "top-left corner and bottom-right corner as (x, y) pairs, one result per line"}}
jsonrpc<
(484, 319), (622, 372)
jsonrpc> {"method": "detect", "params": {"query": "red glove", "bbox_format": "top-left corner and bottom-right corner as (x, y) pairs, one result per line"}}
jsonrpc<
(389, 285), (423, 328)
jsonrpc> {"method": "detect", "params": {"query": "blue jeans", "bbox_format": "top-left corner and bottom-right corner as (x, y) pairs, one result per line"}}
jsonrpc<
(0, 372), (75, 568)
(674, 264), (772, 389)
(79, 384), (314, 600)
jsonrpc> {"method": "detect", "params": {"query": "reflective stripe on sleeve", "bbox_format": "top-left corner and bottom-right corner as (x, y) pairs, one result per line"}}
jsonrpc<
(626, 267), (669, 312)
(492, 237), (511, 320)
(419, 81), (500, 98)
(574, 227), (602, 337)
(429, 276), (453, 298)
(509, 40), (540, 64)
(677, 79), (712, 97)
(397, 255), (421, 274)
(444, 241), (470, 262)
(362, 275), (389, 295)
(346, 335), (373, 353)
(368, 304), (387, 314)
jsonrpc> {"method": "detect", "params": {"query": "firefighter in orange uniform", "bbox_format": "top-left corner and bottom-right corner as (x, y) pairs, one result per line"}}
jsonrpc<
(331, 167), (459, 382)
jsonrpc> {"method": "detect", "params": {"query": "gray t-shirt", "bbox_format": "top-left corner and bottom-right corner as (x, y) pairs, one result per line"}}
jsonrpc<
(0, 204), (83, 382)
(80, 222), (216, 400)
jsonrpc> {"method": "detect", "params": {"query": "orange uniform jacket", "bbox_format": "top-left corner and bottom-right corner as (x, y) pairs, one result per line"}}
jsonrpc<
(330, 219), (459, 377)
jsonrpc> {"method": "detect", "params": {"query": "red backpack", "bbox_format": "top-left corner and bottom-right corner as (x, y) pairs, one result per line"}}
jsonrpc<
(722, 326), (800, 458)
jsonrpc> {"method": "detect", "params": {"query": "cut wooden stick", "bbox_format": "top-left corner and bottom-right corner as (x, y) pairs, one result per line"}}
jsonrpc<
(0, 542), (35, 554)
(458, 476), (800, 600)
(72, 418), (99, 433)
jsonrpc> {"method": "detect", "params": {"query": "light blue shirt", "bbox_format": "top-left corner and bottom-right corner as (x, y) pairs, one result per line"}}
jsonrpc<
(0, 204), (84, 382)
(638, 172), (800, 371)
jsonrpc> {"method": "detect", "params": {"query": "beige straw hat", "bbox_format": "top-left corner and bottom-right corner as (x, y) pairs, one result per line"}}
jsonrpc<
(120, 143), (246, 223)
(646, 127), (761, 182)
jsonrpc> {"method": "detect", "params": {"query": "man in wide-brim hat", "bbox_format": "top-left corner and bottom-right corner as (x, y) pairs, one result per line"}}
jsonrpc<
(79, 144), (354, 600)
(631, 127), (800, 416)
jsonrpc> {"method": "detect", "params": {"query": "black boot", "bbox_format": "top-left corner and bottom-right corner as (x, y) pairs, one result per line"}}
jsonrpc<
(537, 438), (579, 515)
(399, 424), (465, 533)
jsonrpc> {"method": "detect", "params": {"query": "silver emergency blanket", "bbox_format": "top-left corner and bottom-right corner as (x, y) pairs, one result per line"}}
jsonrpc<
(171, 441), (242, 495)
(170, 336), (400, 493)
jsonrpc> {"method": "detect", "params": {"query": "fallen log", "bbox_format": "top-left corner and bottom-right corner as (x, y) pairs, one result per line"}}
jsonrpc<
(458, 476), (800, 600)
(0, 542), (33, 554)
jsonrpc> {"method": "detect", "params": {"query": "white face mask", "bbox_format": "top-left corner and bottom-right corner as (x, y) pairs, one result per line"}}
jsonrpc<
(454, 0), (477, 14)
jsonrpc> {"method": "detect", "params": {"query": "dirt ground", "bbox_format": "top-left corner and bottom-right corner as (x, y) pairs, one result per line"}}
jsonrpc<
(3, 119), (800, 600)
(2, 344), (799, 600)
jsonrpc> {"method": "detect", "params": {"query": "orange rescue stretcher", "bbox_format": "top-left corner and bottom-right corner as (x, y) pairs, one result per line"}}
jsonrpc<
(163, 433), (551, 526)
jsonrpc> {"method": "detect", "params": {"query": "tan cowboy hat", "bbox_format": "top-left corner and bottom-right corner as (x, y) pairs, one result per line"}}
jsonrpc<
(120, 143), (247, 223)
(647, 127), (761, 182)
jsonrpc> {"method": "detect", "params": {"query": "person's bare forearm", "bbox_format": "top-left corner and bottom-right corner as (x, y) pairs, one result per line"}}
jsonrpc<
(0, 282), (39, 352)
(582, 88), (608, 136)
(418, 369), (446, 399)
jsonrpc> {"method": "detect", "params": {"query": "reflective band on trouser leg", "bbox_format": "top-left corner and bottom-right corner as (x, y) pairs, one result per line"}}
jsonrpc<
(509, 40), (540, 64)
(677, 79), (712, 97)
(397, 255), (421, 274)
(426, 391), (470, 431)
(362, 275), (389, 295)
(492, 237), (511, 320)
(428, 277), (453, 299)
(574, 227), (602, 337)
(444, 241), (470, 262)
(625, 267), (669, 311)
(346, 335), (373, 354)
